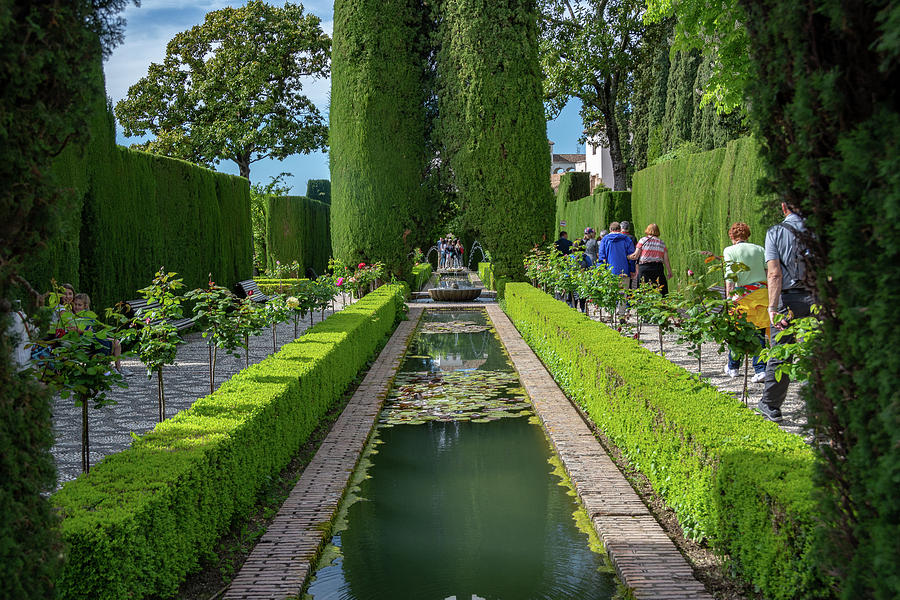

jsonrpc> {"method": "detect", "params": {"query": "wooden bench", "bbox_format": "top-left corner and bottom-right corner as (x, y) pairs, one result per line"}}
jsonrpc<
(234, 279), (270, 303)
(117, 298), (195, 332)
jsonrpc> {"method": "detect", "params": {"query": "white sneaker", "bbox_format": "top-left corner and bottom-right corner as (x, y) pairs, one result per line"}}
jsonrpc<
(751, 372), (766, 384)
(723, 365), (739, 378)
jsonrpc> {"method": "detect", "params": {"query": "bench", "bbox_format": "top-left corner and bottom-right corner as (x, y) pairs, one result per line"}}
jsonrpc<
(117, 298), (195, 332)
(234, 279), (270, 303)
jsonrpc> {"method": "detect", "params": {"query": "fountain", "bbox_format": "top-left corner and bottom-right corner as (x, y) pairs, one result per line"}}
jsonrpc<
(428, 273), (483, 302)
(424, 245), (440, 267)
(467, 240), (487, 270)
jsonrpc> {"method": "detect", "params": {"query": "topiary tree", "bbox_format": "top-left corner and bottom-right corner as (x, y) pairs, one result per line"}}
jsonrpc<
(330, 0), (429, 279)
(436, 0), (554, 281)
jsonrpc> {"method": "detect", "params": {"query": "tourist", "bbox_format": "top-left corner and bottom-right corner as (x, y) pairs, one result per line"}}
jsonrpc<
(554, 231), (573, 255)
(583, 227), (599, 265)
(7, 301), (33, 372)
(438, 237), (448, 270)
(456, 240), (464, 268)
(758, 203), (815, 422)
(70, 293), (130, 377)
(628, 223), (672, 296)
(620, 221), (638, 289)
(598, 222), (636, 318)
(722, 222), (768, 381)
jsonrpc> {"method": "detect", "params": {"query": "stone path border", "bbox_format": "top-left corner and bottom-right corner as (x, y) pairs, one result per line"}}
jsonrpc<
(224, 306), (425, 600)
(486, 304), (713, 600)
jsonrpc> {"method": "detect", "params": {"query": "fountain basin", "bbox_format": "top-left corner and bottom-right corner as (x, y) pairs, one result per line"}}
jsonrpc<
(428, 287), (483, 301)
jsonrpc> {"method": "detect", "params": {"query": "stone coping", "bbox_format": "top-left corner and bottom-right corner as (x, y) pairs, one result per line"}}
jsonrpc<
(485, 304), (713, 600)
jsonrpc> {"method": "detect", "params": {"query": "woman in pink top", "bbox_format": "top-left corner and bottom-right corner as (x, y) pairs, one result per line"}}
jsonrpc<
(628, 223), (672, 296)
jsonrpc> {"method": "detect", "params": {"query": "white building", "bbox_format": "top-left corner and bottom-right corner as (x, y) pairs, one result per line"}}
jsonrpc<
(549, 139), (614, 193)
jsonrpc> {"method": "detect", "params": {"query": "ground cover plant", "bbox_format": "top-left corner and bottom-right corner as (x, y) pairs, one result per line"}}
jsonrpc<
(503, 282), (825, 599)
(52, 284), (408, 600)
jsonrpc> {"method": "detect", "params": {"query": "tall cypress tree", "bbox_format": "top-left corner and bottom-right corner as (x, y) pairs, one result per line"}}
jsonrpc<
(436, 0), (553, 281)
(330, 0), (428, 277)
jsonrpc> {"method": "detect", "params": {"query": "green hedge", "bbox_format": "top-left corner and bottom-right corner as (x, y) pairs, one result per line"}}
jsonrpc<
(25, 97), (252, 312)
(306, 179), (331, 205)
(330, 0), (427, 278)
(477, 262), (509, 298)
(631, 136), (771, 286)
(503, 283), (826, 599)
(52, 284), (408, 599)
(411, 263), (432, 291)
(556, 171), (590, 203)
(253, 278), (310, 296)
(555, 188), (632, 240)
(266, 195), (331, 277)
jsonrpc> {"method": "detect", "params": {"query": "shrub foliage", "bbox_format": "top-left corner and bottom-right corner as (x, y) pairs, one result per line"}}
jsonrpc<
(555, 187), (632, 240)
(330, 0), (428, 278)
(504, 283), (826, 599)
(266, 196), (331, 276)
(435, 0), (554, 281)
(52, 284), (408, 599)
(737, 2), (900, 596)
(630, 135), (771, 286)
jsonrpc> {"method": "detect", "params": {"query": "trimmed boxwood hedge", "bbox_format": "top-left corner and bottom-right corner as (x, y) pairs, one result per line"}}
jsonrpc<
(52, 284), (408, 600)
(266, 195), (331, 276)
(503, 283), (827, 599)
(411, 263), (432, 291)
(477, 262), (508, 298)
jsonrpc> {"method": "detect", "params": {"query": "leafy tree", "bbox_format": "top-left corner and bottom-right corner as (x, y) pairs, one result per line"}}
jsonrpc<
(185, 277), (243, 395)
(115, 0), (330, 179)
(645, 0), (749, 115)
(1, 1), (133, 596)
(538, 0), (645, 190)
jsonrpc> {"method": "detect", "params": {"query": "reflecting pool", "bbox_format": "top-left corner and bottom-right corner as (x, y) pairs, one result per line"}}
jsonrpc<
(305, 310), (619, 600)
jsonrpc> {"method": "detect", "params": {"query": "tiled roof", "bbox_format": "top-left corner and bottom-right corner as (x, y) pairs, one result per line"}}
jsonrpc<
(553, 153), (584, 163)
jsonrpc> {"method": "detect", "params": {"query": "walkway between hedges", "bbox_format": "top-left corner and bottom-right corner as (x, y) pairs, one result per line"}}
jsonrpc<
(487, 305), (713, 600)
(51, 294), (356, 486)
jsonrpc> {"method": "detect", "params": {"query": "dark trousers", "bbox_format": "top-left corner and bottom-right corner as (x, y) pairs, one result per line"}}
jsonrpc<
(637, 262), (668, 296)
(761, 289), (814, 410)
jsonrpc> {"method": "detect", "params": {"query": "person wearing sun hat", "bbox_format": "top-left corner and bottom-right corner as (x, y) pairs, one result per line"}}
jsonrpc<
(583, 227), (599, 266)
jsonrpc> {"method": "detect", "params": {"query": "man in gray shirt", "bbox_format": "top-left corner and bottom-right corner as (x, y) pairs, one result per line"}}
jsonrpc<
(758, 202), (815, 422)
(583, 227), (599, 265)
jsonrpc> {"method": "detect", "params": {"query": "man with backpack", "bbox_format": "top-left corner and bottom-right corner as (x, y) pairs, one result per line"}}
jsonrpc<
(758, 202), (815, 422)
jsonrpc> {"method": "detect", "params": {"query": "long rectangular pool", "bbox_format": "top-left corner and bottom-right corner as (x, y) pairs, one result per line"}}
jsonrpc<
(304, 310), (620, 600)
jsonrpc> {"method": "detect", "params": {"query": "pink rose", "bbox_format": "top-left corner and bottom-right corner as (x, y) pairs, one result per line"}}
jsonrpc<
(687, 269), (694, 276)
(336, 277), (344, 286)
(247, 290), (254, 297)
(358, 262), (366, 269)
(145, 317), (151, 324)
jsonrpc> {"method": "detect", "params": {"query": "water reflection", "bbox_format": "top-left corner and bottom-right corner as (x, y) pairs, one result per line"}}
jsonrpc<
(305, 310), (618, 600)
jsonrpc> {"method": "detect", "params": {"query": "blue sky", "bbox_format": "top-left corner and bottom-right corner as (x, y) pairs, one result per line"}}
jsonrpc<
(103, 0), (584, 193)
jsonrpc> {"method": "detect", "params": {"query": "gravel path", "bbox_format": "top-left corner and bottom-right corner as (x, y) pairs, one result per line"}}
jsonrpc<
(584, 306), (808, 439)
(51, 294), (356, 486)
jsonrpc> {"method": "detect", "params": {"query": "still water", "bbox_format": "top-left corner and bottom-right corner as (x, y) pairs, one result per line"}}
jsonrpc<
(305, 310), (619, 600)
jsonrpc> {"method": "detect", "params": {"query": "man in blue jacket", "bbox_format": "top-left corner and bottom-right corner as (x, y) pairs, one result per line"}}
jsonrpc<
(598, 221), (636, 321)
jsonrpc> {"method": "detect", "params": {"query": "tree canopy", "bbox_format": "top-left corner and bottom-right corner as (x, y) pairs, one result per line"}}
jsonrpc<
(115, 0), (330, 180)
(538, 0), (645, 190)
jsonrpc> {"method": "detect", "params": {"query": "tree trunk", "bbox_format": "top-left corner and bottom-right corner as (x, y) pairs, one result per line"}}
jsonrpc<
(81, 397), (90, 474)
(244, 334), (250, 368)
(658, 327), (664, 356)
(272, 322), (277, 354)
(742, 356), (750, 404)
(157, 368), (165, 422)
(593, 77), (628, 190)
(237, 158), (251, 180)
(209, 342), (214, 395)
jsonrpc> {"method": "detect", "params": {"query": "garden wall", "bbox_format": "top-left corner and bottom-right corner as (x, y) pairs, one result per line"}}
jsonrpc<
(504, 283), (826, 600)
(630, 136), (773, 285)
(266, 195), (331, 277)
(52, 284), (408, 600)
(27, 98), (252, 311)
